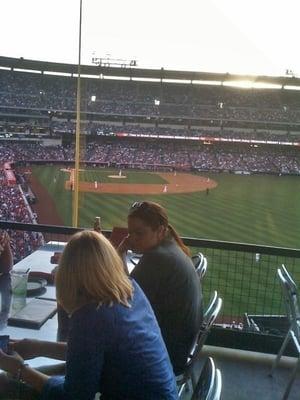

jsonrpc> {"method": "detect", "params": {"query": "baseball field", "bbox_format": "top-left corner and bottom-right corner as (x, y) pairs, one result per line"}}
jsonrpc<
(28, 165), (300, 318)
(30, 165), (300, 249)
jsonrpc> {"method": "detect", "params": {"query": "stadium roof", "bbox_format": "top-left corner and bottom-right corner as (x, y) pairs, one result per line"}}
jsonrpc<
(0, 55), (300, 88)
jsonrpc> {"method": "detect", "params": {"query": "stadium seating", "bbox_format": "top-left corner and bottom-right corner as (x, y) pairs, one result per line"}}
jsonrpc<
(1, 66), (300, 139)
(192, 252), (208, 281)
(269, 265), (300, 400)
(177, 291), (222, 396)
(191, 357), (222, 400)
(1, 61), (300, 264)
(1, 140), (300, 174)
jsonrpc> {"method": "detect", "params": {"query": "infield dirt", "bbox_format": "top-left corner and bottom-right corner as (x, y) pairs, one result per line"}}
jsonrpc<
(65, 172), (217, 195)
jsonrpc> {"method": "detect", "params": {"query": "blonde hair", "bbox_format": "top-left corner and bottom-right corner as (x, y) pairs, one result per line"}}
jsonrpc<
(56, 230), (133, 314)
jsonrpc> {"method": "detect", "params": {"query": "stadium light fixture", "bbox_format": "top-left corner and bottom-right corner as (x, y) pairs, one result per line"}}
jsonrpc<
(252, 82), (282, 89)
(13, 68), (41, 74)
(73, 74), (98, 79)
(284, 85), (300, 91)
(102, 75), (131, 81)
(223, 80), (282, 90)
(91, 95), (96, 102)
(132, 77), (161, 82)
(192, 80), (222, 86)
(44, 71), (71, 77)
(163, 78), (191, 84)
(223, 80), (254, 89)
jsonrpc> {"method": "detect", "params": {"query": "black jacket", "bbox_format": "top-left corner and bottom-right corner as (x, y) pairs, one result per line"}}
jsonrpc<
(131, 239), (203, 375)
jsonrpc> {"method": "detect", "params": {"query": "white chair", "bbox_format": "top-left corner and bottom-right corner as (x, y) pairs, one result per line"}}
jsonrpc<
(191, 357), (222, 400)
(192, 252), (208, 282)
(269, 264), (300, 400)
(177, 291), (222, 397)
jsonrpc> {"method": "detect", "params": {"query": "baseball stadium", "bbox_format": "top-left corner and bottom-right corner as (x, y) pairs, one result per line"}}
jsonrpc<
(1, 21), (300, 399)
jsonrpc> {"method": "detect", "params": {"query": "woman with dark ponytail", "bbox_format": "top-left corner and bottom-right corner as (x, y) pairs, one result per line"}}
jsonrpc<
(118, 201), (203, 375)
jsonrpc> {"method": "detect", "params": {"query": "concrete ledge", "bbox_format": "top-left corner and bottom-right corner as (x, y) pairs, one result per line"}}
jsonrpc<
(201, 345), (298, 369)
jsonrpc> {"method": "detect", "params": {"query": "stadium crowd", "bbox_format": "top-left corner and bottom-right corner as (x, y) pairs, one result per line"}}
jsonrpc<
(1, 69), (300, 126)
(50, 122), (300, 142)
(1, 140), (300, 174)
(0, 180), (43, 262)
(1, 120), (300, 143)
(0, 140), (299, 263)
(1, 66), (300, 263)
(1, 137), (299, 259)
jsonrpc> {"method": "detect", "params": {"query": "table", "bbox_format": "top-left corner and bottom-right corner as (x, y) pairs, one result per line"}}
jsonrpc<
(13, 241), (67, 276)
(13, 241), (136, 275)
(0, 273), (59, 369)
(0, 240), (138, 369)
(0, 241), (63, 369)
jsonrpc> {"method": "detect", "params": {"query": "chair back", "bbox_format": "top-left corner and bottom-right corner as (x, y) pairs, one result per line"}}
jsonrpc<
(191, 357), (222, 400)
(177, 293), (222, 396)
(198, 292), (223, 350)
(192, 252), (208, 281)
(203, 291), (223, 326)
(277, 265), (300, 338)
(185, 292), (222, 372)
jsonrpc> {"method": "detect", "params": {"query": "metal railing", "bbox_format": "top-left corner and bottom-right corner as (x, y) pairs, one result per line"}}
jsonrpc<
(186, 239), (300, 327)
(1, 220), (300, 330)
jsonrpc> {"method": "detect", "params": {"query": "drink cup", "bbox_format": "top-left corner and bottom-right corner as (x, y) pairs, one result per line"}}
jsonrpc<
(11, 270), (29, 311)
(0, 274), (12, 328)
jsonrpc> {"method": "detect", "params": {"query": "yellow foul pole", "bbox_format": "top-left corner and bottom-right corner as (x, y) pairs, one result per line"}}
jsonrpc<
(72, 0), (83, 227)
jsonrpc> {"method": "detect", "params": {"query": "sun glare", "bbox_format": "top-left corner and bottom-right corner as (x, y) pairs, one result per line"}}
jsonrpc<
(223, 81), (254, 89)
(223, 80), (282, 90)
(284, 85), (300, 91)
(192, 80), (222, 86)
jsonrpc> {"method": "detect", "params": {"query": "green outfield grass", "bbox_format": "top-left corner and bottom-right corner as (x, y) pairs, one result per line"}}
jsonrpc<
(79, 169), (167, 184)
(31, 165), (300, 317)
(32, 165), (300, 249)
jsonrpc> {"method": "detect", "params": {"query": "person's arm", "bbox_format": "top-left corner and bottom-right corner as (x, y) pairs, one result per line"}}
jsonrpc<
(18, 363), (49, 393)
(0, 349), (49, 393)
(117, 234), (131, 255)
(11, 339), (67, 361)
(117, 235), (131, 274)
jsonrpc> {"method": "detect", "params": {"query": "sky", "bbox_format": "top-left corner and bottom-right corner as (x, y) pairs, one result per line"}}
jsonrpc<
(0, 0), (300, 77)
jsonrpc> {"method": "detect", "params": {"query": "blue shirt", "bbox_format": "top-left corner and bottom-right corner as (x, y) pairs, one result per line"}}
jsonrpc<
(40, 280), (178, 400)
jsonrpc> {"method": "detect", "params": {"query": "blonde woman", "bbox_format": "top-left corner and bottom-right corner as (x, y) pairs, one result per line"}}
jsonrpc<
(0, 231), (178, 400)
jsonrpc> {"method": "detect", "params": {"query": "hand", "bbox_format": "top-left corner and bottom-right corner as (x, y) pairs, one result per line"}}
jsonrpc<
(51, 265), (58, 276)
(10, 338), (42, 360)
(0, 349), (24, 375)
(117, 235), (132, 254)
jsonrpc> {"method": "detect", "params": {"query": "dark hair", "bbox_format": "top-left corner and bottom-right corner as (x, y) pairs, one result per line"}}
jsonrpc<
(128, 201), (190, 256)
